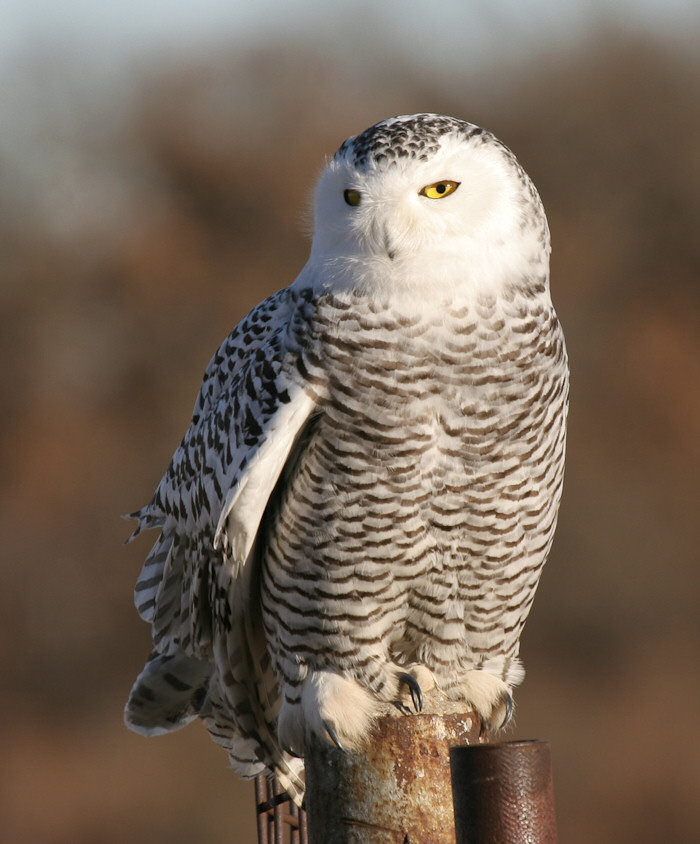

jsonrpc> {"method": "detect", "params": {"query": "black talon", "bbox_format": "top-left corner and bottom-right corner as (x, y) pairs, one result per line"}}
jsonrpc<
(323, 720), (345, 751)
(398, 672), (423, 712)
(281, 740), (303, 758)
(501, 692), (514, 728)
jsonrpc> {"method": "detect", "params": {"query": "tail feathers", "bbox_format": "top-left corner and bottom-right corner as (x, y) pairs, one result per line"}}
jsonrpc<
(199, 676), (306, 806)
(122, 506), (165, 543)
(125, 650), (212, 737)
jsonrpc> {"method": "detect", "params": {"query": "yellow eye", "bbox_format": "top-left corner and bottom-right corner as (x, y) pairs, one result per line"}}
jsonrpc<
(419, 180), (460, 199)
(344, 189), (361, 206)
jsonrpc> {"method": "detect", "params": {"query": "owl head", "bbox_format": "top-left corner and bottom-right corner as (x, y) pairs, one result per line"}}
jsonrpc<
(306, 114), (549, 302)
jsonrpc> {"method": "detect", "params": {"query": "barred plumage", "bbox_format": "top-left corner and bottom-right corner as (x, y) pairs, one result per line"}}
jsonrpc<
(125, 114), (569, 804)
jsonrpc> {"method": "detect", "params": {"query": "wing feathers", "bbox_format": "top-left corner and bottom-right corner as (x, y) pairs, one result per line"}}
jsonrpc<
(214, 389), (317, 566)
(127, 287), (325, 776)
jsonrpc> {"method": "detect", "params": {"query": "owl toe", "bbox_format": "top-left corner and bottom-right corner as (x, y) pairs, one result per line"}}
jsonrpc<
(445, 668), (515, 731)
(278, 669), (381, 757)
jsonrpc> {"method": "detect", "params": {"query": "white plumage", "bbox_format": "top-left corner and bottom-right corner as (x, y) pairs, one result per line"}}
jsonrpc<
(125, 114), (569, 803)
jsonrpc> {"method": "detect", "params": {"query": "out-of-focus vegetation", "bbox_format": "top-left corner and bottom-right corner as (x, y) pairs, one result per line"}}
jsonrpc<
(1, 28), (698, 844)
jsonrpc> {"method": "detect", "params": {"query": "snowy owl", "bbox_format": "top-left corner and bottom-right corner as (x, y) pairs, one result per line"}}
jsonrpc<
(125, 113), (569, 803)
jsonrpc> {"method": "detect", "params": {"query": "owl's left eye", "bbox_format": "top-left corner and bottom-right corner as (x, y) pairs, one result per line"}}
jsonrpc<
(419, 180), (460, 199)
(344, 189), (361, 206)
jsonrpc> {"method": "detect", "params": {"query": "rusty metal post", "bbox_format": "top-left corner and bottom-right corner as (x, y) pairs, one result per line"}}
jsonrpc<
(450, 740), (558, 844)
(305, 708), (484, 844)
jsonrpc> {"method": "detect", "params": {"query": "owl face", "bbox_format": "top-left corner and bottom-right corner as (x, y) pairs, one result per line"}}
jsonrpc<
(307, 114), (548, 301)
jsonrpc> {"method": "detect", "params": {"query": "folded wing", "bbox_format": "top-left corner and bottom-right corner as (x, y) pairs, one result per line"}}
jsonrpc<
(125, 287), (320, 800)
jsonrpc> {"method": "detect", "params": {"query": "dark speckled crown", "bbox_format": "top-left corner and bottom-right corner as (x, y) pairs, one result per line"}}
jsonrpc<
(335, 113), (486, 170)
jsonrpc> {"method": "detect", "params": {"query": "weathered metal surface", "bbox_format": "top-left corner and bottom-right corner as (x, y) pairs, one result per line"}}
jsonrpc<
(450, 739), (558, 844)
(305, 702), (484, 844)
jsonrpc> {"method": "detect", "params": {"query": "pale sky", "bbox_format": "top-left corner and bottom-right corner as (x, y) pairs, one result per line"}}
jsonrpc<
(1, 0), (697, 74)
(1, 0), (696, 234)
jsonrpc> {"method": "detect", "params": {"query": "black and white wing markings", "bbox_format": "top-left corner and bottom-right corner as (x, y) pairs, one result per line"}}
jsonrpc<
(127, 286), (320, 660)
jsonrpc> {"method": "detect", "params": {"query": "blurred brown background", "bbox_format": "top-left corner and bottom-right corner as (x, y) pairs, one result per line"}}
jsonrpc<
(1, 7), (699, 843)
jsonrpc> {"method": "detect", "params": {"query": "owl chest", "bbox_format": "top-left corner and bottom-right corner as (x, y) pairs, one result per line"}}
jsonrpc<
(281, 311), (566, 559)
(301, 347), (541, 519)
(319, 345), (526, 462)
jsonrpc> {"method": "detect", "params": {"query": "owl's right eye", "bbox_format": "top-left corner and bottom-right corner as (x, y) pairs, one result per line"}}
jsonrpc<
(344, 189), (361, 207)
